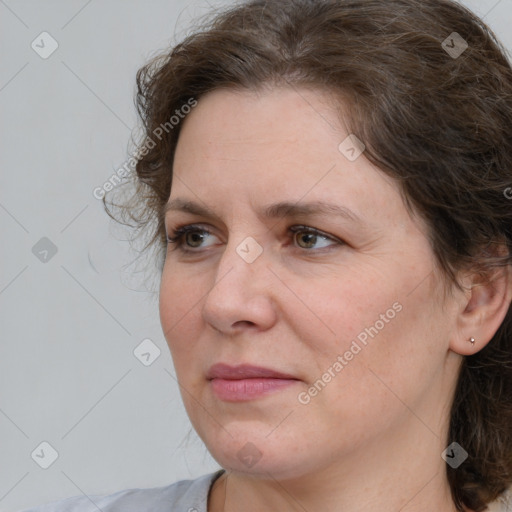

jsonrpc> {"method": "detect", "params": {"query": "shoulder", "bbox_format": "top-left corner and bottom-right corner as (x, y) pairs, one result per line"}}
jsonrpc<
(18, 470), (225, 512)
(487, 487), (512, 512)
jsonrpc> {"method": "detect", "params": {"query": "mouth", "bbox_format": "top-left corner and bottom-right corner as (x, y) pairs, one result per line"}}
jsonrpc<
(207, 363), (301, 402)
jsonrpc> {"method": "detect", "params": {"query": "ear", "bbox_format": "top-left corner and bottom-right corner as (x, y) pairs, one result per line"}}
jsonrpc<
(451, 258), (512, 356)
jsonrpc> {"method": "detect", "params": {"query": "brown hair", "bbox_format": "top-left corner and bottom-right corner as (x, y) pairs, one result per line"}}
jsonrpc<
(106, 0), (512, 509)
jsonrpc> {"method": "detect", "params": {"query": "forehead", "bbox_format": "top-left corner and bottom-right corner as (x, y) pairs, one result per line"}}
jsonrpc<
(176, 86), (341, 159)
(171, 86), (408, 229)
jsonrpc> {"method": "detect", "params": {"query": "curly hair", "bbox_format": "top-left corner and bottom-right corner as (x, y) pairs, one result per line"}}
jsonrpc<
(105, 0), (512, 509)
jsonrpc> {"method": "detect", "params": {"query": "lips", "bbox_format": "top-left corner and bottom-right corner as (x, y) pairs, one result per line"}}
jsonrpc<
(206, 363), (298, 381)
(207, 363), (300, 401)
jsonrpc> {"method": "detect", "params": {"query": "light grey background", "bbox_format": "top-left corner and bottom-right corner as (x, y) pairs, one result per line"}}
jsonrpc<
(1, 1), (511, 511)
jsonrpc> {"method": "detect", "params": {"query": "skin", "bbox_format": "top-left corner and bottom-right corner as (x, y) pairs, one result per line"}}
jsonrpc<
(159, 86), (512, 512)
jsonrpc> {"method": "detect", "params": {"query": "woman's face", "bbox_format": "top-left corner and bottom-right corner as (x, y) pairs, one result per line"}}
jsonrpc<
(160, 86), (462, 480)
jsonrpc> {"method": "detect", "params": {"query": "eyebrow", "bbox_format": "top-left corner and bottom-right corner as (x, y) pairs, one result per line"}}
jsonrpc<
(163, 198), (363, 224)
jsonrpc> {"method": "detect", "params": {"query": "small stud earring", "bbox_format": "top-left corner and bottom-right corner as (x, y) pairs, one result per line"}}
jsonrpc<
(469, 337), (475, 345)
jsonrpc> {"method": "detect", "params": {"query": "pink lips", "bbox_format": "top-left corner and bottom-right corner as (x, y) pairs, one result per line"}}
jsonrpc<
(207, 363), (300, 402)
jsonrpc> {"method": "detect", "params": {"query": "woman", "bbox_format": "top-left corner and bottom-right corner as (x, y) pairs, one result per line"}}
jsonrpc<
(22, 0), (512, 511)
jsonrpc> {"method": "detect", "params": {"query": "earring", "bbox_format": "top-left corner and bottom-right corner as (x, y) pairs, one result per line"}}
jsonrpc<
(469, 337), (475, 345)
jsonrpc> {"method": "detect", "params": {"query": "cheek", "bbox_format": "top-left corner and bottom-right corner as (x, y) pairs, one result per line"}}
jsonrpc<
(295, 269), (391, 349)
(159, 264), (204, 360)
(297, 299), (436, 443)
(299, 263), (441, 395)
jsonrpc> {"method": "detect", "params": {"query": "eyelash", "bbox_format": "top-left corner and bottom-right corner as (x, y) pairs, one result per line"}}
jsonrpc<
(165, 224), (343, 253)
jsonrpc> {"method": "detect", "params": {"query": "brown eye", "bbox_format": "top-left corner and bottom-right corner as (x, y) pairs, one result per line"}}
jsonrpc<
(295, 231), (319, 249)
(290, 226), (340, 250)
(185, 230), (207, 247)
(166, 225), (217, 252)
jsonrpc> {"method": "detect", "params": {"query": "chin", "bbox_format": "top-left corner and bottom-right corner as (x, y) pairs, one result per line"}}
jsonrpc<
(200, 427), (315, 480)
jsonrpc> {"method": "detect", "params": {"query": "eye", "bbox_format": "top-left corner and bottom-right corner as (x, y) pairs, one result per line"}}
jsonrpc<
(166, 225), (218, 251)
(166, 224), (343, 253)
(289, 226), (341, 250)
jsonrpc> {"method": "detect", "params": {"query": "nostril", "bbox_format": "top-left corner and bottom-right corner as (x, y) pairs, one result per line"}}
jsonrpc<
(232, 320), (257, 328)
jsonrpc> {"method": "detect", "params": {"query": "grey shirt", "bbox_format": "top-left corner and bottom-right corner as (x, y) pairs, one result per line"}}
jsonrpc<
(19, 470), (512, 511)
(19, 469), (225, 512)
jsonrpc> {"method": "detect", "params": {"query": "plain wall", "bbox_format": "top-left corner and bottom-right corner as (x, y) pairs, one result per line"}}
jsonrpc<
(1, 0), (511, 510)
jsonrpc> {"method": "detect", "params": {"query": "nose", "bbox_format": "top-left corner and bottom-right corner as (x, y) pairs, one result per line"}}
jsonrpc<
(201, 238), (278, 334)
